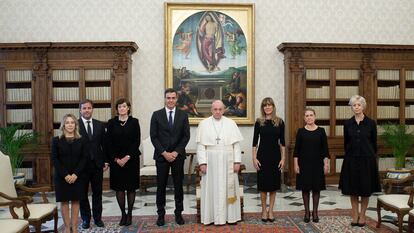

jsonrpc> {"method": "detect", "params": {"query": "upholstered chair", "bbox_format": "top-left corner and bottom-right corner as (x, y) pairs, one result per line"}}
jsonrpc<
(0, 151), (58, 233)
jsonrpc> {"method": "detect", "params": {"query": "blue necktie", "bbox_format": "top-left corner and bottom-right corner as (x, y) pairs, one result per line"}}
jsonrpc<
(168, 111), (173, 129)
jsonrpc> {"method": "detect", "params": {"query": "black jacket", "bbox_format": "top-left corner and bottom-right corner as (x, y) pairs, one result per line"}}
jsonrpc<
(51, 136), (87, 178)
(78, 118), (107, 167)
(150, 108), (190, 162)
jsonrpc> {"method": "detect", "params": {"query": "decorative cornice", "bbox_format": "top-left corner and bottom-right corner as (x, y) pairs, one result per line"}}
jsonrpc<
(0, 42), (138, 52)
(277, 43), (414, 53)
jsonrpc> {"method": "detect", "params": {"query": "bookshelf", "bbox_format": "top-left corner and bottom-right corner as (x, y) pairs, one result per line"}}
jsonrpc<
(0, 42), (138, 187)
(278, 43), (414, 185)
(50, 69), (112, 136)
(5, 70), (33, 133)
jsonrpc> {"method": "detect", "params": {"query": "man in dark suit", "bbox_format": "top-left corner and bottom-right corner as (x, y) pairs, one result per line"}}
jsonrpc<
(78, 99), (108, 229)
(150, 88), (190, 226)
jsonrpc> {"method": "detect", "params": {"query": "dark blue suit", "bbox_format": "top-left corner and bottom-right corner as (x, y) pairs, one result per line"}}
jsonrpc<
(150, 108), (190, 216)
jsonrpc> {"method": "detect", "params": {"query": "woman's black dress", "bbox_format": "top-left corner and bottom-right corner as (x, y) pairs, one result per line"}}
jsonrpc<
(51, 136), (87, 202)
(252, 119), (285, 192)
(339, 116), (381, 197)
(294, 127), (329, 191)
(106, 116), (141, 191)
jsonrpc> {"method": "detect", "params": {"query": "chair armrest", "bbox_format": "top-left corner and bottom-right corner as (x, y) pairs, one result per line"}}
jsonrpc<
(0, 192), (33, 204)
(404, 187), (414, 208)
(383, 175), (414, 194)
(15, 184), (50, 203)
(0, 196), (30, 219)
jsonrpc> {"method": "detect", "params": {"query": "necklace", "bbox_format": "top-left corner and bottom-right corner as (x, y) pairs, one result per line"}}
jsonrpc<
(212, 118), (223, 144)
(305, 124), (317, 131)
(119, 116), (128, 126)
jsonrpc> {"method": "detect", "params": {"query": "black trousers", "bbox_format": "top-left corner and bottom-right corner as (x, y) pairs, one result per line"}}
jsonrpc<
(80, 162), (103, 222)
(156, 157), (185, 216)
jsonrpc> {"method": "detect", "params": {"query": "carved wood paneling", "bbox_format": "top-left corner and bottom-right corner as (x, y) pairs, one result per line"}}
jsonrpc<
(0, 42), (138, 187)
(278, 43), (414, 185)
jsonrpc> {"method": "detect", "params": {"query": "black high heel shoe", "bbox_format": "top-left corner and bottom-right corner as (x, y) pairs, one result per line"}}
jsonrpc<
(312, 211), (319, 223)
(119, 213), (127, 226)
(304, 211), (310, 223)
(125, 213), (132, 226)
(351, 217), (359, 226)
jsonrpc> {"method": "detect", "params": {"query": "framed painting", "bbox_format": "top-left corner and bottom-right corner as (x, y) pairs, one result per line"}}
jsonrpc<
(165, 3), (255, 124)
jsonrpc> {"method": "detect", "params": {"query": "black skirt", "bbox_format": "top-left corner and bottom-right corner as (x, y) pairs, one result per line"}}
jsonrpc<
(339, 156), (381, 197)
(54, 174), (86, 202)
(110, 157), (140, 191)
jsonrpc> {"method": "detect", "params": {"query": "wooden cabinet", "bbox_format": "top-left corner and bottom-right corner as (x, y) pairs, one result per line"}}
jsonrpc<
(0, 42), (138, 187)
(277, 43), (414, 185)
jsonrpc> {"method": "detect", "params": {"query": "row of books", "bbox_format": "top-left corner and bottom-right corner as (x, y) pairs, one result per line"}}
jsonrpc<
(335, 86), (359, 99)
(85, 69), (111, 81)
(306, 69), (330, 80)
(6, 88), (32, 102)
(306, 69), (360, 81)
(335, 106), (354, 119)
(306, 86), (329, 98)
(405, 89), (414, 99)
(377, 86), (400, 99)
(377, 70), (400, 81)
(6, 70), (32, 82)
(52, 69), (111, 82)
(335, 125), (344, 136)
(52, 70), (79, 81)
(405, 106), (414, 118)
(53, 88), (79, 101)
(336, 69), (359, 80)
(407, 71), (414, 81)
(377, 106), (399, 119)
(53, 108), (111, 122)
(86, 87), (111, 100)
(306, 86), (359, 99)
(6, 109), (32, 123)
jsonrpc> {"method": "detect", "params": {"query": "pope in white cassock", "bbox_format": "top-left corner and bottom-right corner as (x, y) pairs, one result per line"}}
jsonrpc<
(196, 100), (243, 225)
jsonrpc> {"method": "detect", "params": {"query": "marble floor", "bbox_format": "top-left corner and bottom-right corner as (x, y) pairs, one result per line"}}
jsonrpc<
(25, 181), (403, 232)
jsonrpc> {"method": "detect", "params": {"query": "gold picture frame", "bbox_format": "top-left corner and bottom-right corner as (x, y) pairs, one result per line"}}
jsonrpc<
(165, 2), (255, 125)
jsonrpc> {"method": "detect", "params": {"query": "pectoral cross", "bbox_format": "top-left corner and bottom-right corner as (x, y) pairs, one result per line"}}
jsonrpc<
(216, 137), (221, 144)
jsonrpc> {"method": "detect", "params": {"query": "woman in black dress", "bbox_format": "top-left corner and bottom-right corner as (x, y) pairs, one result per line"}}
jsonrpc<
(339, 95), (381, 227)
(294, 108), (329, 223)
(51, 113), (87, 233)
(106, 98), (141, 226)
(252, 97), (285, 222)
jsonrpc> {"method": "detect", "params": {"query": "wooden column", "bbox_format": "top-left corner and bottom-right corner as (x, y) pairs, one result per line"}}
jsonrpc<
(284, 50), (305, 184)
(361, 52), (376, 118)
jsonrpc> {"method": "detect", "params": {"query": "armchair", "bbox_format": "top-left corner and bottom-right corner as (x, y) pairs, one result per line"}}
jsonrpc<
(0, 151), (58, 233)
(0, 199), (30, 233)
(140, 137), (157, 192)
(377, 174), (414, 233)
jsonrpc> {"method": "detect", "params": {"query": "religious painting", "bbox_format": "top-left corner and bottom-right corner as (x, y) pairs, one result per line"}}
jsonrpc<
(165, 3), (255, 124)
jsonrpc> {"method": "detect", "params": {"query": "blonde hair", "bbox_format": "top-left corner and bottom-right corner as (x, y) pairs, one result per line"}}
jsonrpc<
(58, 113), (81, 139)
(349, 95), (367, 109)
(257, 97), (282, 126)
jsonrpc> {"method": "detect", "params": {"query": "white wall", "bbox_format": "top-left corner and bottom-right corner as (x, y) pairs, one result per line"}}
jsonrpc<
(1, 0), (413, 172)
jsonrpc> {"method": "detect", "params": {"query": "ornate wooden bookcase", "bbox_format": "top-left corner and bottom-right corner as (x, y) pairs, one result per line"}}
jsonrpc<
(0, 42), (138, 187)
(278, 43), (414, 185)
